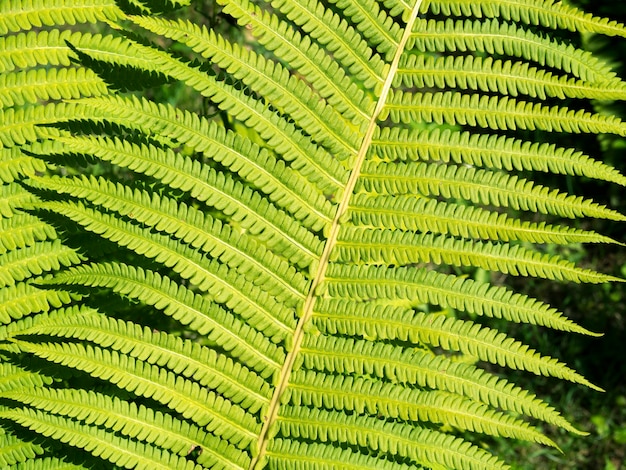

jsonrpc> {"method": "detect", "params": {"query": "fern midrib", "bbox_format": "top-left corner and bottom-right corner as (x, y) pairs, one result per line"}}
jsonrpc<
(248, 2), (425, 467)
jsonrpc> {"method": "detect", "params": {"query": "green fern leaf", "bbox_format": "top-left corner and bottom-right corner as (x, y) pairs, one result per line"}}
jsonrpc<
(369, 127), (626, 186)
(0, 213), (58, 254)
(1, 388), (250, 469)
(287, 369), (556, 446)
(394, 54), (626, 100)
(349, 193), (622, 243)
(8, 340), (262, 449)
(0, 240), (84, 287)
(358, 161), (626, 219)
(300, 334), (583, 434)
(408, 18), (618, 82)
(0, 282), (79, 324)
(0, 0), (123, 35)
(44, 267), (285, 377)
(384, 91), (626, 135)
(0, 67), (108, 107)
(9, 308), (273, 413)
(1, 0), (623, 468)
(335, 229), (620, 282)
(427, 0), (626, 37)
(274, 408), (510, 469)
(0, 426), (45, 466)
(0, 148), (48, 184)
(0, 408), (204, 470)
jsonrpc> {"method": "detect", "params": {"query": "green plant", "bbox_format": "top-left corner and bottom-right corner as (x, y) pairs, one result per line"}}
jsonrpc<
(1, 0), (625, 468)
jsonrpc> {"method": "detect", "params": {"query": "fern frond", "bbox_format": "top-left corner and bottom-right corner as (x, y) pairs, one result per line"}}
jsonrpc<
(219, 0), (386, 87)
(0, 426), (45, 466)
(0, 31), (114, 74)
(7, 340), (262, 449)
(50, 104), (335, 233)
(428, 0), (626, 38)
(10, 309), (272, 414)
(0, 147), (48, 184)
(1, 183), (40, 218)
(73, 51), (349, 191)
(408, 18), (617, 82)
(0, 213), (58, 254)
(288, 370), (555, 446)
(318, 266), (598, 334)
(349, 194), (624, 243)
(335, 229), (617, 282)
(275, 407), (510, 470)
(300, 334), (583, 433)
(1, 0), (622, 467)
(0, 362), (54, 392)
(358, 161), (626, 220)
(1, 388), (250, 470)
(0, 0), (123, 35)
(126, 0), (192, 12)
(265, 438), (414, 470)
(394, 54), (626, 100)
(0, 241), (84, 288)
(0, 103), (82, 148)
(0, 282), (78, 324)
(130, 16), (360, 159)
(369, 127), (626, 186)
(218, 0), (385, 92)
(32, 175), (309, 301)
(44, 267), (285, 378)
(36, 136), (324, 266)
(384, 91), (626, 135)
(0, 68), (108, 107)
(328, 0), (404, 57)
(38, 200), (298, 342)
(314, 294), (600, 390)
(0, 408), (204, 470)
